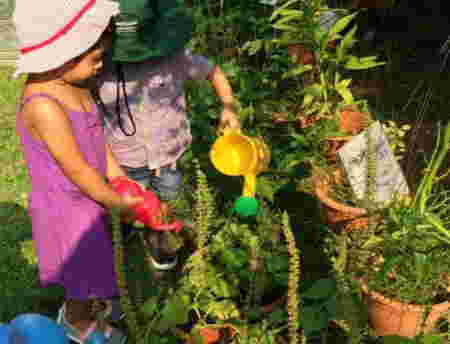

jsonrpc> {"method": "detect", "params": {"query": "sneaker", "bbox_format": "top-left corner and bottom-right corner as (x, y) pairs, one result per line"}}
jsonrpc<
(145, 232), (179, 271)
(149, 254), (178, 271)
(57, 303), (127, 344)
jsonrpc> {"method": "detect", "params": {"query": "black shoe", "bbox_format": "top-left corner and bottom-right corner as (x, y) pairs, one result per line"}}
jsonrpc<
(149, 253), (178, 270)
(145, 231), (178, 271)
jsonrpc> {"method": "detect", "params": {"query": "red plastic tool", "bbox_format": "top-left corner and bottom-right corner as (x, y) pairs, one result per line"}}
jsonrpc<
(110, 176), (183, 232)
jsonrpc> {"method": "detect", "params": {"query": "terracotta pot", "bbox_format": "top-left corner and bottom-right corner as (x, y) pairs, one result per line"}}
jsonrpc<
(313, 170), (369, 232)
(287, 44), (315, 65)
(323, 108), (369, 162)
(198, 327), (222, 344)
(324, 136), (353, 163)
(361, 284), (450, 337)
(338, 107), (369, 136)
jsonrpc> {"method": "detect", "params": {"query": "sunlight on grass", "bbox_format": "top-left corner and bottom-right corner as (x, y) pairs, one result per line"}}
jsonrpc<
(0, 67), (45, 321)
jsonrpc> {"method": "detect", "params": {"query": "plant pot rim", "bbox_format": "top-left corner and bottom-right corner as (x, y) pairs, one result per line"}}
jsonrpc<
(360, 280), (450, 311)
(314, 172), (367, 216)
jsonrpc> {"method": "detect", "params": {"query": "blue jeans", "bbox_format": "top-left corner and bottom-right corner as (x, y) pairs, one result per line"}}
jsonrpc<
(121, 165), (183, 201)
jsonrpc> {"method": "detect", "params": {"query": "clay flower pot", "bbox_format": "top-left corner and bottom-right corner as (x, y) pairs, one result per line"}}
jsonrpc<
(361, 283), (450, 337)
(338, 107), (369, 136)
(198, 327), (222, 344)
(324, 108), (369, 162)
(313, 170), (369, 232)
(287, 44), (315, 65)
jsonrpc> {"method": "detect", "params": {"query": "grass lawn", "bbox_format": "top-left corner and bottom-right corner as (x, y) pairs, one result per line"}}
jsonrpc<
(0, 67), (54, 322)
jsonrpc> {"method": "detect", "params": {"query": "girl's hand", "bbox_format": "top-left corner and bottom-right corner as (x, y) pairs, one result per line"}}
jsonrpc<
(218, 106), (240, 134)
(117, 194), (143, 223)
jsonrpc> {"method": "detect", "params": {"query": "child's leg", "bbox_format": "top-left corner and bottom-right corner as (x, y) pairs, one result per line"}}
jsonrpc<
(64, 299), (94, 333)
(146, 166), (183, 270)
(61, 298), (126, 343)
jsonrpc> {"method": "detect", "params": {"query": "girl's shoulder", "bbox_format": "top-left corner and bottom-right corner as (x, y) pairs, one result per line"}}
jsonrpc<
(21, 85), (65, 114)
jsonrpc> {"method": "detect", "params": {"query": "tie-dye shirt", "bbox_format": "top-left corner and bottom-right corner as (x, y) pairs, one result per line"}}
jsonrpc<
(97, 49), (213, 169)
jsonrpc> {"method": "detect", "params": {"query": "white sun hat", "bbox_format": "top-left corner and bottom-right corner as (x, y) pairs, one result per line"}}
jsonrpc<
(13, 0), (119, 76)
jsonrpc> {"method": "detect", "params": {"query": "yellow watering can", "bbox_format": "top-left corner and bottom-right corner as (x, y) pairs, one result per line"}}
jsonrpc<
(210, 128), (271, 217)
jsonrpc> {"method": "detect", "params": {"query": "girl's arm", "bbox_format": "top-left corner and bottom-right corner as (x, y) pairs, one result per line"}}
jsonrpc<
(105, 143), (127, 181)
(24, 98), (139, 209)
(207, 65), (240, 130)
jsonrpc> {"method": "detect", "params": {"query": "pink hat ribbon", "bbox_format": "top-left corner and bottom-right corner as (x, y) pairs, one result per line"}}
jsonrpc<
(20, 0), (96, 54)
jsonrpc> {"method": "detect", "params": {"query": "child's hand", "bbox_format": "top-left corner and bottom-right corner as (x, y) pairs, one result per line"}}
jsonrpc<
(218, 106), (240, 134)
(117, 194), (143, 223)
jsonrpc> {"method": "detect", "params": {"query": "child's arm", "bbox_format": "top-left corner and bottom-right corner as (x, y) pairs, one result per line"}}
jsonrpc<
(24, 98), (140, 210)
(207, 65), (240, 130)
(105, 144), (127, 181)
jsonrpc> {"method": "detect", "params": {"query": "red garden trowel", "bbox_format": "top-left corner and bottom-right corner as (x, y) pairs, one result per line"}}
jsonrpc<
(111, 176), (183, 232)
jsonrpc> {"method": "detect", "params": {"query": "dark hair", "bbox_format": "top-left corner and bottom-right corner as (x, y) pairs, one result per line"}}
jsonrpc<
(92, 62), (137, 136)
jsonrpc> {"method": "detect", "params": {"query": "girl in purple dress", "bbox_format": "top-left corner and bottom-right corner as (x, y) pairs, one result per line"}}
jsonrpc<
(13, 0), (140, 342)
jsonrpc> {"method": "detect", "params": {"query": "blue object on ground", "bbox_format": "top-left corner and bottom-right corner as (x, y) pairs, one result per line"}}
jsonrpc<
(0, 324), (13, 343)
(9, 314), (68, 344)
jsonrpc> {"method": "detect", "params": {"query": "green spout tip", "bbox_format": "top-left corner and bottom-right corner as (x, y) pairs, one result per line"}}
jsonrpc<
(233, 196), (259, 218)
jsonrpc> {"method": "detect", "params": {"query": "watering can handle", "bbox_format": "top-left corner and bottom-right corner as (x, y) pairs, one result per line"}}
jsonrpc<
(243, 174), (257, 198)
(218, 126), (242, 136)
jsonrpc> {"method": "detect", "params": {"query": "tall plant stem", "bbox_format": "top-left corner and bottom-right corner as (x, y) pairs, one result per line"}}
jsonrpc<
(111, 209), (141, 343)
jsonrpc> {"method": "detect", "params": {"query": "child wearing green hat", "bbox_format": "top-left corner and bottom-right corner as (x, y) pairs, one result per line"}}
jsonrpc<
(95, 0), (240, 271)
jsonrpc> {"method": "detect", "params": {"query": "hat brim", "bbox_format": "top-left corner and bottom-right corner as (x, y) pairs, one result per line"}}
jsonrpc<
(111, 9), (193, 62)
(14, 0), (119, 75)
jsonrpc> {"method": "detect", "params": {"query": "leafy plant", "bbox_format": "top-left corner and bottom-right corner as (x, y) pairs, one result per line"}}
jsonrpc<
(302, 278), (338, 337)
(271, 2), (384, 121)
(382, 121), (411, 161)
(344, 122), (450, 305)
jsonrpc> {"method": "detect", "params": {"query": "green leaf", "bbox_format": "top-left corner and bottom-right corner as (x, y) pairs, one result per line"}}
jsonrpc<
(206, 300), (240, 320)
(302, 84), (323, 98)
(212, 278), (236, 298)
(283, 64), (313, 79)
(421, 334), (445, 344)
(323, 295), (338, 317)
(362, 234), (384, 249)
(272, 23), (299, 32)
(337, 25), (358, 61)
(140, 296), (160, 318)
(345, 56), (386, 70)
(302, 305), (329, 336)
(242, 40), (263, 56)
(335, 82), (354, 104)
(328, 13), (358, 39)
(382, 336), (416, 344)
(189, 328), (205, 344)
(303, 278), (337, 299)
(155, 294), (190, 333)
(270, 0), (301, 21)
(257, 176), (278, 202)
(302, 93), (315, 108)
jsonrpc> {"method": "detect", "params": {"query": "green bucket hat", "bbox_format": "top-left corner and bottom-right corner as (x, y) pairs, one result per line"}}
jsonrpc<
(112, 0), (193, 62)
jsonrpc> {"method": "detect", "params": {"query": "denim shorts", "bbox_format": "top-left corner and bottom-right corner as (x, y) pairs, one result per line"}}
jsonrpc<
(121, 165), (183, 201)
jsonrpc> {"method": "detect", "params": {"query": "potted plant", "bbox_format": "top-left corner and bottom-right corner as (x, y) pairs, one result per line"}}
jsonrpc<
(311, 120), (411, 232)
(110, 163), (303, 343)
(339, 122), (450, 338)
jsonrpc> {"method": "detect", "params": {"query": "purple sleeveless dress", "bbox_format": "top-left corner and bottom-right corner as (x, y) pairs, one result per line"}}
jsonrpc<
(16, 93), (118, 300)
